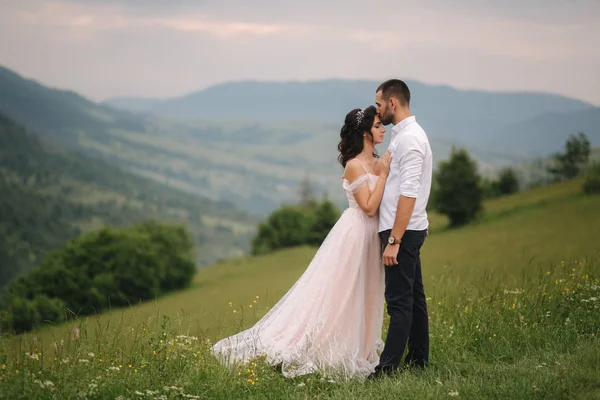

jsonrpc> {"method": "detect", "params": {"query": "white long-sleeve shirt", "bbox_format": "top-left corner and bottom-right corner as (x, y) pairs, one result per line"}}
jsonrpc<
(378, 115), (433, 232)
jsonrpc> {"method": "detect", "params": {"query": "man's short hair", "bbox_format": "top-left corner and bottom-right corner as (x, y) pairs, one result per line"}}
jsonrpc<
(377, 79), (411, 106)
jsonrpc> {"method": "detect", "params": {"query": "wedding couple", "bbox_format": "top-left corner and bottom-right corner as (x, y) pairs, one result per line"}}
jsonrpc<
(211, 79), (433, 381)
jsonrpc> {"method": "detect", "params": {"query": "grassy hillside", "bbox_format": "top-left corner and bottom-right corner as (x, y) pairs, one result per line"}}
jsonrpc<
(0, 113), (256, 289)
(1, 177), (598, 398)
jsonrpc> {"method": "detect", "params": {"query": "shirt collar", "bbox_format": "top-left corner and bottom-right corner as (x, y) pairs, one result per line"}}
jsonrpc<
(391, 115), (416, 140)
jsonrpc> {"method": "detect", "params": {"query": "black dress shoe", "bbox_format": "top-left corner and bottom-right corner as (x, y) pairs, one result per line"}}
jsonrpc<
(367, 371), (382, 381)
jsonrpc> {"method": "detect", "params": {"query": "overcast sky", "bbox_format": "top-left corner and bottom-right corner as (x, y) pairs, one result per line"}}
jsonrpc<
(1, 0), (599, 104)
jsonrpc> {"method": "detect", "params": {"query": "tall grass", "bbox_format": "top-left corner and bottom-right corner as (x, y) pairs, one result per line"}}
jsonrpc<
(0, 256), (598, 399)
(1, 179), (599, 398)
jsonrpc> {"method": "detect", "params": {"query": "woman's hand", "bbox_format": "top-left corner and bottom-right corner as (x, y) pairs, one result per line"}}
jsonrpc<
(380, 150), (392, 177)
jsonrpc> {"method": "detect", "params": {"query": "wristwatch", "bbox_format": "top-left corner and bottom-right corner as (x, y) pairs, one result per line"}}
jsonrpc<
(388, 235), (400, 245)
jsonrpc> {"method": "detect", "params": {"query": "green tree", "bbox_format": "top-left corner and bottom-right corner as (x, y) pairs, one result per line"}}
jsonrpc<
(583, 162), (600, 195)
(298, 173), (317, 208)
(548, 132), (591, 181)
(496, 168), (520, 196)
(433, 147), (484, 227)
(307, 197), (341, 246)
(251, 206), (315, 255)
(1, 221), (196, 333)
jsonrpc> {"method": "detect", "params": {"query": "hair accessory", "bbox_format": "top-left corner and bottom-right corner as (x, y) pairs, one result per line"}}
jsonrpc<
(355, 109), (364, 127)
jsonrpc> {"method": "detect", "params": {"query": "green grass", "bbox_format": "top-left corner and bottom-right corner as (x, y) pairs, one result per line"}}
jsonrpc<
(1, 179), (599, 399)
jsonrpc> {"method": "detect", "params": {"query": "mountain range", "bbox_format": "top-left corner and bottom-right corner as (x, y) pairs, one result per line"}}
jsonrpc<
(105, 79), (600, 155)
(2, 65), (599, 216)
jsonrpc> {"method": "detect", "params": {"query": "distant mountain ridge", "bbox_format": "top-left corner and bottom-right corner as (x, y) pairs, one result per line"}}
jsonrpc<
(2, 65), (599, 217)
(104, 78), (593, 123)
(104, 79), (600, 157)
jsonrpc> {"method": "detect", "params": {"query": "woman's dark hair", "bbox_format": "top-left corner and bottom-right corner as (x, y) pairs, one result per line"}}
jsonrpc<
(337, 105), (378, 168)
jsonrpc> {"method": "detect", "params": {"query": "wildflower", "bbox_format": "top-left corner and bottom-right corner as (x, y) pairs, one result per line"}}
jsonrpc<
(1, 364), (5, 369)
(448, 391), (459, 397)
(78, 359), (90, 363)
(88, 352), (95, 358)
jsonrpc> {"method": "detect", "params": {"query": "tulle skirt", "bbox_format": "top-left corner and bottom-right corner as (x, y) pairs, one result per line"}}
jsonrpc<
(210, 207), (385, 380)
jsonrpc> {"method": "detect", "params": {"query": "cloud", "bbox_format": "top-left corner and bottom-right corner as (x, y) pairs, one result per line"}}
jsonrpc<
(0, 0), (599, 104)
(8, 1), (313, 38)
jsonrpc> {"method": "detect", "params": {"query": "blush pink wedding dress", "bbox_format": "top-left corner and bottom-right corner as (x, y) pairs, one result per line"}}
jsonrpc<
(211, 160), (385, 380)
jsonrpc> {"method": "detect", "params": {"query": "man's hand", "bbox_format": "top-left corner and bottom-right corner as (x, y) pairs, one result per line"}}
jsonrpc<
(383, 244), (400, 266)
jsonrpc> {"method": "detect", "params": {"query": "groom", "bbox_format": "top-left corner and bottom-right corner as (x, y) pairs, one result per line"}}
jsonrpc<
(371, 79), (433, 378)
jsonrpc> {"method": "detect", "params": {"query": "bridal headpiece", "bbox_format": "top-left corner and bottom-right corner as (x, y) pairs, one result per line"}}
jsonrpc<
(355, 109), (364, 128)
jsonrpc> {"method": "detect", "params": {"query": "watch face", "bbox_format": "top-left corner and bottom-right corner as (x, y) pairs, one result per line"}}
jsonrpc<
(388, 237), (394, 244)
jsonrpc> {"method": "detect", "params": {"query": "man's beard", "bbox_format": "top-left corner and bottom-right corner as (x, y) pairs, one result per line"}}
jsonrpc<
(380, 112), (393, 125)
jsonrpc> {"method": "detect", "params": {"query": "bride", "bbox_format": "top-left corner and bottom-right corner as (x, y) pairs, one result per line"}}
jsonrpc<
(211, 106), (391, 380)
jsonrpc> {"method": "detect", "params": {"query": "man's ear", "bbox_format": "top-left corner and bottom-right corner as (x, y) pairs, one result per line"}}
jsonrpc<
(389, 97), (396, 111)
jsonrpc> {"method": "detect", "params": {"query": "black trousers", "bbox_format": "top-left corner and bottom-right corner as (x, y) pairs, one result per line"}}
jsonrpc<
(376, 229), (429, 372)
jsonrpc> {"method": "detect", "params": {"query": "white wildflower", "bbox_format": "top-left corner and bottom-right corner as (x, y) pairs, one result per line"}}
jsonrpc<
(88, 352), (95, 358)
(176, 335), (198, 341)
(78, 359), (90, 363)
(448, 391), (459, 397)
